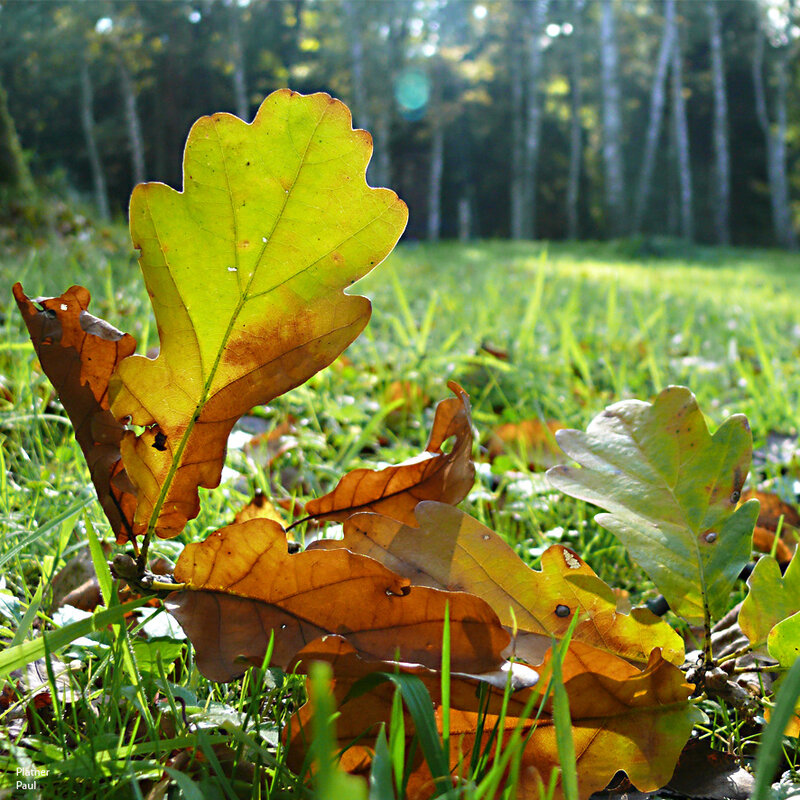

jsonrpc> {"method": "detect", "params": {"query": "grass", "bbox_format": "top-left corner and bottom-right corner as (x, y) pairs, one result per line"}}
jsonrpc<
(2, 219), (800, 796)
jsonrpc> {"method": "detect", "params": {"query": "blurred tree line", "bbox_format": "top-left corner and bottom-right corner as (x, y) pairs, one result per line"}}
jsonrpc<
(1, 0), (799, 247)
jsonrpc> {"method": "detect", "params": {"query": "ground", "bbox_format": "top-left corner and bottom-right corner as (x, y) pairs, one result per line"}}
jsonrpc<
(1, 224), (799, 796)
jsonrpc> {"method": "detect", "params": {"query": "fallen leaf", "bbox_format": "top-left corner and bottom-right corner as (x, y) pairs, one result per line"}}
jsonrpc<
(165, 517), (508, 681)
(486, 419), (567, 470)
(285, 636), (700, 800)
(592, 738), (754, 800)
(743, 490), (798, 564)
(233, 489), (287, 527)
(752, 526), (794, 566)
(302, 382), (475, 527)
(13, 284), (138, 542)
(547, 386), (759, 623)
(383, 380), (429, 417)
(109, 90), (408, 538)
(739, 551), (800, 660)
(312, 502), (684, 667)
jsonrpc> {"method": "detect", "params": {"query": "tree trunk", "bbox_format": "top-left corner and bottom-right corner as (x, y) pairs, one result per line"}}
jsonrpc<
(427, 64), (444, 241)
(521, 0), (549, 239)
(230, 1), (249, 120)
(632, 0), (675, 234)
(566, 0), (585, 240)
(509, 3), (525, 240)
(707, 0), (730, 245)
(599, 0), (626, 236)
(458, 196), (471, 242)
(79, 60), (110, 221)
(0, 76), (33, 198)
(752, 28), (798, 250)
(771, 49), (797, 249)
(344, 0), (370, 133)
(671, 17), (693, 240)
(118, 58), (146, 186)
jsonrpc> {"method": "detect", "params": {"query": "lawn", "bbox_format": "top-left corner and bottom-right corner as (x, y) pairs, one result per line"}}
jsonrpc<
(1, 224), (799, 797)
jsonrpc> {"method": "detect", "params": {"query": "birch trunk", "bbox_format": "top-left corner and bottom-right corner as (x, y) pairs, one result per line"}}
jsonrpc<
(771, 49), (797, 249)
(600, 0), (626, 236)
(707, 0), (730, 245)
(118, 58), (146, 186)
(521, 0), (549, 239)
(671, 19), (693, 240)
(344, 0), (370, 133)
(427, 62), (444, 241)
(566, 0), (585, 240)
(753, 29), (798, 250)
(80, 60), (110, 222)
(632, 0), (675, 234)
(230, 1), (249, 121)
(509, 3), (526, 239)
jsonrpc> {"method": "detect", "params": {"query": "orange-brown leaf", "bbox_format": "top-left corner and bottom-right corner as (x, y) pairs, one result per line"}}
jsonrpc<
(285, 637), (700, 800)
(233, 489), (287, 527)
(744, 490), (798, 564)
(312, 502), (684, 667)
(13, 283), (138, 542)
(165, 518), (508, 681)
(303, 382), (475, 526)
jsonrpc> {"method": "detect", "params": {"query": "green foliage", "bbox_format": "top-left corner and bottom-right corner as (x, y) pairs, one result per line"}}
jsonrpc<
(740, 552), (800, 659)
(548, 386), (759, 624)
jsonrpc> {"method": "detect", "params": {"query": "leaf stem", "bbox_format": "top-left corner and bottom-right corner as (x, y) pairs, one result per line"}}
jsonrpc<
(714, 644), (753, 667)
(702, 594), (713, 668)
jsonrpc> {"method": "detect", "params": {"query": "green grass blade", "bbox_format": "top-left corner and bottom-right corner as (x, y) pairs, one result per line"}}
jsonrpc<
(9, 579), (43, 647)
(85, 513), (114, 605)
(753, 657), (800, 800)
(369, 723), (396, 800)
(0, 597), (148, 677)
(0, 496), (92, 570)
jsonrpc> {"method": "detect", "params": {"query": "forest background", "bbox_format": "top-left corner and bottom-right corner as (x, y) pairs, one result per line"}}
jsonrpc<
(2, 0), (800, 249)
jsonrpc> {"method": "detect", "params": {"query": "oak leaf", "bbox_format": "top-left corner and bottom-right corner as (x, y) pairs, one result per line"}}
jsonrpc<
(739, 551), (800, 664)
(109, 89), (408, 538)
(547, 386), (758, 623)
(285, 636), (700, 800)
(13, 284), (138, 542)
(311, 501), (683, 666)
(164, 518), (508, 681)
(302, 382), (475, 526)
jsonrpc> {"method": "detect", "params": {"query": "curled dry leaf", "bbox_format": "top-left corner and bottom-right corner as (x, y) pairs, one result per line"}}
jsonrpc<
(164, 518), (508, 681)
(13, 283), (138, 543)
(285, 636), (700, 800)
(312, 501), (683, 666)
(302, 381), (475, 526)
(547, 386), (759, 624)
(108, 89), (408, 539)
